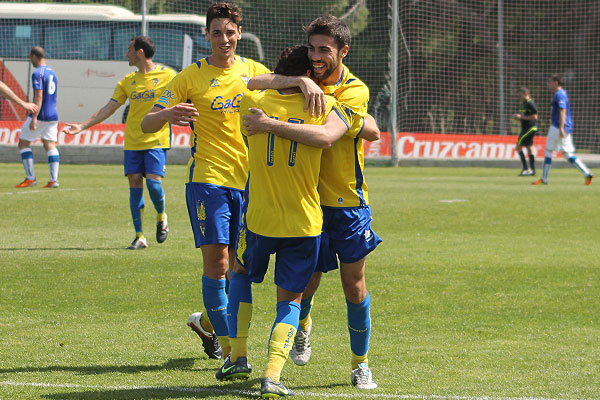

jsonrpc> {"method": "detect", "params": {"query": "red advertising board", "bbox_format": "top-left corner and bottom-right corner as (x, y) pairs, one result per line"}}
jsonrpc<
(0, 121), (545, 160)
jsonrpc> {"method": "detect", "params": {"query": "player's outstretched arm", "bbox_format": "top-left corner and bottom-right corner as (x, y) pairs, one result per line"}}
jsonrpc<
(0, 81), (39, 114)
(61, 100), (122, 135)
(247, 74), (326, 117)
(141, 103), (198, 133)
(243, 107), (347, 149)
(359, 113), (381, 142)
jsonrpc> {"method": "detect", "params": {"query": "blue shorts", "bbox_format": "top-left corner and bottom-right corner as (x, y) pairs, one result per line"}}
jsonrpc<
(316, 205), (382, 273)
(123, 149), (167, 176)
(236, 226), (320, 294)
(186, 182), (243, 247)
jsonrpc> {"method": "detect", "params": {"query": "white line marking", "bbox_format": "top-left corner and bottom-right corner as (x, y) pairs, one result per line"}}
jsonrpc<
(439, 199), (468, 203)
(1, 186), (122, 196)
(0, 381), (595, 400)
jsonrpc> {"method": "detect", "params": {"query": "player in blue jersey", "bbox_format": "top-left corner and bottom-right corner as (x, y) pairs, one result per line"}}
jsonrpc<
(512, 87), (537, 176)
(0, 81), (38, 114)
(532, 74), (593, 185)
(246, 16), (382, 390)
(16, 47), (60, 189)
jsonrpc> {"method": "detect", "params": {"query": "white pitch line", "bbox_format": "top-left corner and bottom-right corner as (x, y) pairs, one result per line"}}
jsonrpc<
(439, 199), (468, 203)
(0, 381), (595, 400)
(1, 186), (123, 196)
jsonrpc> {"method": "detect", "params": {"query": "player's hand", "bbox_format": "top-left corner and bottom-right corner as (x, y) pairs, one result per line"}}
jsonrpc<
(560, 128), (566, 139)
(512, 113), (521, 120)
(24, 102), (39, 114)
(167, 103), (198, 126)
(298, 76), (326, 117)
(61, 123), (84, 135)
(29, 119), (37, 131)
(243, 108), (271, 135)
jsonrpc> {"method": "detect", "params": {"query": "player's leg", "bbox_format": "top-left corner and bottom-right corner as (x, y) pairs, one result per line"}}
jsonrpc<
(333, 206), (381, 389)
(185, 183), (243, 358)
(516, 144), (528, 175)
(41, 121), (59, 187)
(533, 126), (557, 185)
(559, 134), (593, 184)
(127, 172), (147, 249)
(16, 116), (37, 187)
(262, 237), (318, 397)
(143, 149), (169, 242)
(525, 145), (536, 175)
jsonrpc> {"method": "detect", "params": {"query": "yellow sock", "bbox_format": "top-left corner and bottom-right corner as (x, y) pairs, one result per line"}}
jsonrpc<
(200, 311), (214, 333)
(264, 322), (297, 382)
(351, 353), (368, 370)
(157, 212), (166, 222)
(230, 337), (247, 361)
(298, 314), (311, 332)
(136, 232), (144, 239)
(218, 336), (230, 358)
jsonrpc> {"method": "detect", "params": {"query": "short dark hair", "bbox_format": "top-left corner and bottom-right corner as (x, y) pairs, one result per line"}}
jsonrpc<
(131, 36), (155, 59)
(273, 46), (311, 77)
(30, 46), (45, 59)
(518, 87), (529, 95)
(549, 74), (563, 86)
(206, 2), (242, 31)
(304, 15), (351, 50)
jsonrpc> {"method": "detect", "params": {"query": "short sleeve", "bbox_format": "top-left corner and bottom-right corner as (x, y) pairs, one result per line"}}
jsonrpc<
(31, 70), (43, 91)
(111, 79), (128, 104)
(155, 72), (187, 109)
(528, 100), (538, 114)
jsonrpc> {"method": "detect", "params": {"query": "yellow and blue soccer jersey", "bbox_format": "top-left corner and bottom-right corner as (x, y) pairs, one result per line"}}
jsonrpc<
(318, 65), (370, 208)
(112, 65), (176, 150)
(240, 90), (349, 238)
(155, 56), (270, 189)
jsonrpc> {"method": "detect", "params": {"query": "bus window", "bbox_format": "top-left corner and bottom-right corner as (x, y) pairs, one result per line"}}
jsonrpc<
(45, 22), (111, 60)
(0, 21), (42, 58)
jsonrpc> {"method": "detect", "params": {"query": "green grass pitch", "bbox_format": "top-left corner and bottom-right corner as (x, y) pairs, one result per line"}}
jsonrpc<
(1, 163), (599, 399)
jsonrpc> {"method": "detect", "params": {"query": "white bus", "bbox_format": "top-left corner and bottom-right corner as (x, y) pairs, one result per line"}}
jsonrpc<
(0, 2), (264, 123)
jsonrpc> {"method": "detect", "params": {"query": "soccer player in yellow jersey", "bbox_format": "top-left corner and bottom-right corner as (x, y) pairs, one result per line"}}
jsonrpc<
(246, 16), (382, 390)
(62, 36), (175, 250)
(141, 3), (270, 361)
(214, 45), (351, 398)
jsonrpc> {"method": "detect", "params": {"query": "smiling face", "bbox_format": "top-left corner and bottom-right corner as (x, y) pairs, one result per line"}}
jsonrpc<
(205, 18), (242, 66)
(307, 34), (348, 85)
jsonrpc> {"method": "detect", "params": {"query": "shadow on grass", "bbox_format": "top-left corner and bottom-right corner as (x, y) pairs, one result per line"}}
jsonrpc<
(41, 379), (261, 399)
(0, 358), (216, 375)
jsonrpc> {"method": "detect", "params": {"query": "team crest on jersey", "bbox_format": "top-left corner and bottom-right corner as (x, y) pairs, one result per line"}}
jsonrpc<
(241, 74), (250, 85)
(197, 200), (206, 236)
(153, 78), (159, 87)
(210, 78), (220, 87)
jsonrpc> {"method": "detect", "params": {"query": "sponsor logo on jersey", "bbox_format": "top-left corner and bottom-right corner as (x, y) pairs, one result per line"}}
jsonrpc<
(130, 90), (156, 101)
(211, 94), (243, 113)
(210, 78), (220, 87)
(363, 229), (372, 241)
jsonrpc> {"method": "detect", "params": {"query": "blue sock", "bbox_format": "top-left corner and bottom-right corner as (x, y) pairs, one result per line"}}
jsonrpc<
(20, 148), (35, 180)
(227, 271), (252, 338)
(146, 178), (165, 214)
(347, 292), (371, 357)
(269, 301), (301, 342)
(202, 276), (229, 337)
(542, 157), (552, 182)
(129, 188), (144, 233)
(299, 295), (314, 321)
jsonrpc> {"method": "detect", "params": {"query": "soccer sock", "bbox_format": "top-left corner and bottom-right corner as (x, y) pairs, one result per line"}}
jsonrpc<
(202, 276), (229, 339)
(227, 271), (253, 361)
(47, 148), (59, 182)
(528, 154), (535, 172)
(517, 150), (527, 170)
(298, 295), (314, 331)
(200, 311), (214, 333)
(129, 187), (144, 234)
(145, 178), (165, 216)
(567, 156), (591, 176)
(264, 301), (300, 382)
(542, 157), (552, 182)
(347, 292), (371, 370)
(20, 147), (35, 180)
